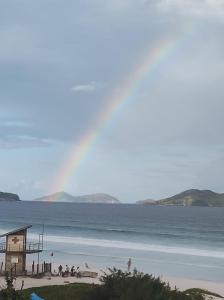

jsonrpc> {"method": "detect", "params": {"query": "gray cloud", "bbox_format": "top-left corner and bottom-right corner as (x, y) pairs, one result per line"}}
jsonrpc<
(0, 0), (224, 200)
(71, 81), (100, 92)
(156, 0), (224, 17)
(0, 135), (54, 149)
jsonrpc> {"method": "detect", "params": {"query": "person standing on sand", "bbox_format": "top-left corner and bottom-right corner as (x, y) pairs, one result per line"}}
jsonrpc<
(58, 265), (63, 276)
(127, 258), (132, 272)
(66, 265), (70, 275)
(71, 266), (74, 276)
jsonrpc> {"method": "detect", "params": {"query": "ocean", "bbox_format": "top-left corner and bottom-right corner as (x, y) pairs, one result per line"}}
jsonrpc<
(0, 201), (223, 281)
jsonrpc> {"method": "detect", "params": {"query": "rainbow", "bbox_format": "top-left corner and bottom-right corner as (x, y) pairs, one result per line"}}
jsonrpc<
(50, 38), (177, 200)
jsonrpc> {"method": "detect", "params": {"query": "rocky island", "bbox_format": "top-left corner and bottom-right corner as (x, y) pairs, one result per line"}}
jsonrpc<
(34, 192), (120, 204)
(0, 192), (20, 202)
(137, 189), (224, 207)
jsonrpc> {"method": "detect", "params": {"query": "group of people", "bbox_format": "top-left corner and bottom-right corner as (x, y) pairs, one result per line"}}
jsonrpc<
(58, 264), (80, 277)
(56, 259), (132, 277)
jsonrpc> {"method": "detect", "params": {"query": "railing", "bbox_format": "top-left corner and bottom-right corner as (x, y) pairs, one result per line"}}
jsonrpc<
(27, 242), (43, 252)
(0, 242), (6, 251)
(0, 241), (43, 252)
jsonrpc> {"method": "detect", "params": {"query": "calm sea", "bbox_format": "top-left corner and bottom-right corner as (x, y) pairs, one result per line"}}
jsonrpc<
(0, 201), (223, 281)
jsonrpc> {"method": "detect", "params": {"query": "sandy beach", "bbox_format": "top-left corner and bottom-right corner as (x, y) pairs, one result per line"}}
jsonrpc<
(0, 273), (100, 290)
(164, 276), (224, 298)
(0, 269), (223, 299)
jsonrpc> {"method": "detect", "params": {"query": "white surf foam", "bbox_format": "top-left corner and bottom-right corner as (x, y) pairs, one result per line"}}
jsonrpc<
(35, 234), (224, 259)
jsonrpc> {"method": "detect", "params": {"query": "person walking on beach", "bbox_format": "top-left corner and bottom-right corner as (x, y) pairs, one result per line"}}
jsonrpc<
(58, 265), (63, 276)
(127, 258), (132, 272)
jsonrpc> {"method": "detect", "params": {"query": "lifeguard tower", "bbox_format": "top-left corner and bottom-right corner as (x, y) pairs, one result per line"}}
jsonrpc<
(0, 225), (43, 275)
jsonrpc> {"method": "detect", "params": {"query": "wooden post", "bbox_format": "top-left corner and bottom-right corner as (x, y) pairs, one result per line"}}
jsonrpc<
(0, 261), (3, 274)
(32, 261), (34, 275)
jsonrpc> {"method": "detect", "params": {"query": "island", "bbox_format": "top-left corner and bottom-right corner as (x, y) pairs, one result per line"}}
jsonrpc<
(0, 192), (20, 202)
(137, 189), (224, 207)
(34, 192), (120, 204)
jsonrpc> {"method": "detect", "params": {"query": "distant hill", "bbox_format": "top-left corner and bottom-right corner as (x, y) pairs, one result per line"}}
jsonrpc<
(136, 199), (155, 205)
(34, 192), (120, 204)
(157, 189), (224, 207)
(137, 189), (224, 207)
(0, 192), (20, 202)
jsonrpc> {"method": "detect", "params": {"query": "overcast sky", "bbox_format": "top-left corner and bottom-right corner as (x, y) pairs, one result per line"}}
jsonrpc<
(0, 0), (224, 202)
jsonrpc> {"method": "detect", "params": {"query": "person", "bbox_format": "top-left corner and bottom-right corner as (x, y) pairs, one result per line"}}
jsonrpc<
(58, 265), (63, 276)
(76, 266), (81, 278)
(85, 263), (89, 269)
(71, 265), (75, 276)
(66, 264), (70, 275)
(127, 258), (132, 272)
(21, 280), (24, 291)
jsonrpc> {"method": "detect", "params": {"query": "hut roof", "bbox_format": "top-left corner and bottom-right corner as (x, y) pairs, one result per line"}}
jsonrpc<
(0, 225), (32, 237)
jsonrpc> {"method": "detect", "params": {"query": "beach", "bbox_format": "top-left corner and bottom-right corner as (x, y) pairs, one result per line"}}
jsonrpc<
(164, 276), (224, 297)
(0, 202), (224, 299)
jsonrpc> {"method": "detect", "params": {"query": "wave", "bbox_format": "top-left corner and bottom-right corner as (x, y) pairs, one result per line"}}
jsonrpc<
(33, 234), (224, 259)
(1, 222), (224, 242)
(27, 224), (224, 244)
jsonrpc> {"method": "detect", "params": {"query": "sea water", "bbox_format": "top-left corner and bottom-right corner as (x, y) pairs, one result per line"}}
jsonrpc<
(0, 201), (223, 281)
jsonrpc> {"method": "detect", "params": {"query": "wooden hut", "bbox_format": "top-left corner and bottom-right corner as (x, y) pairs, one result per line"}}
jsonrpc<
(0, 225), (43, 275)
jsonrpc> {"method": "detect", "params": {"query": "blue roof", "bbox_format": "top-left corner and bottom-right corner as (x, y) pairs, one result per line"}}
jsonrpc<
(31, 292), (44, 300)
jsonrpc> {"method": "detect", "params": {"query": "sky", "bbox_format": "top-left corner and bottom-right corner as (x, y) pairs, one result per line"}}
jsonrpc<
(0, 0), (224, 202)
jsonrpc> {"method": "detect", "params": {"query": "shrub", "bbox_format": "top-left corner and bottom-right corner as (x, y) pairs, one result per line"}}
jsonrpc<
(83, 268), (204, 300)
(0, 273), (24, 300)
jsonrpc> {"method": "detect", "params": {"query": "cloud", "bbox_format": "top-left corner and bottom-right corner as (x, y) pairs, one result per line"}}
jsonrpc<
(156, 0), (224, 17)
(0, 136), (54, 149)
(0, 120), (30, 128)
(71, 81), (99, 92)
(4, 179), (50, 200)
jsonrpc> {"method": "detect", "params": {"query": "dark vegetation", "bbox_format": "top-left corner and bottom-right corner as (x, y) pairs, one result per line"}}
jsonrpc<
(22, 283), (91, 300)
(0, 273), (22, 300)
(185, 288), (224, 299)
(0, 192), (20, 202)
(2, 269), (222, 300)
